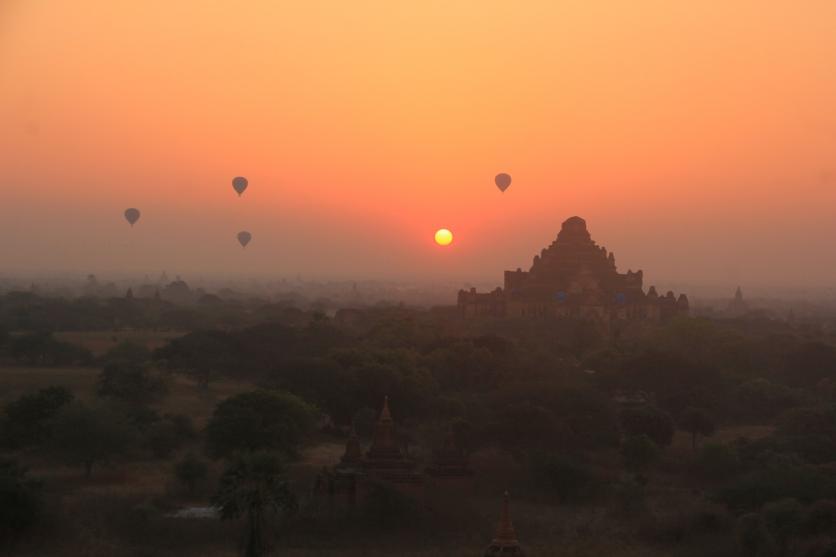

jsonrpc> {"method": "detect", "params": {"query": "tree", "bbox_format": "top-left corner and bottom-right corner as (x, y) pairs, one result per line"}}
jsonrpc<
(0, 459), (42, 544)
(97, 362), (166, 404)
(2, 386), (74, 448)
(144, 414), (194, 458)
(206, 390), (317, 459)
(174, 452), (208, 495)
(620, 406), (675, 447)
(212, 451), (297, 557)
(49, 402), (135, 477)
(679, 407), (716, 450)
(621, 434), (659, 478)
(154, 330), (240, 389)
(10, 332), (92, 366)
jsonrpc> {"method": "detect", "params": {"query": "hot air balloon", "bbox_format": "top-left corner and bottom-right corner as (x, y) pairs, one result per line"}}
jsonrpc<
(237, 231), (252, 248)
(124, 208), (141, 226)
(232, 177), (248, 197)
(495, 173), (512, 192)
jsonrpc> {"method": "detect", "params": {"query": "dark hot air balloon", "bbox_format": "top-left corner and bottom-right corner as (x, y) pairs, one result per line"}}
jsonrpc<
(232, 177), (248, 197)
(495, 173), (512, 192)
(124, 208), (141, 226)
(237, 231), (252, 248)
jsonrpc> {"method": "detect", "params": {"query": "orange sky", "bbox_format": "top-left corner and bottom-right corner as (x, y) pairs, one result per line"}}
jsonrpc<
(1, 1), (835, 288)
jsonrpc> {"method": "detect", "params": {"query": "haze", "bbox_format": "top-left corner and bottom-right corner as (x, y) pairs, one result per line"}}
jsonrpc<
(2, 1), (835, 289)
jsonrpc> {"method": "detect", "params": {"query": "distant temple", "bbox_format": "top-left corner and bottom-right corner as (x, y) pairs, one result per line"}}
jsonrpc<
(484, 492), (526, 557)
(458, 216), (689, 323)
(726, 286), (749, 317)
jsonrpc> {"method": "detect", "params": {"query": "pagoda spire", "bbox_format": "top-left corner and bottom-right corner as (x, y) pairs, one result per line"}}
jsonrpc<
(380, 395), (392, 422)
(493, 491), (519, 545)
(484, 492), (525, 556)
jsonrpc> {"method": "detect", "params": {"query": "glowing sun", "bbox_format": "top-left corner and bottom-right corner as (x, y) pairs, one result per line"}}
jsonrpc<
(434, 228), (453, 246)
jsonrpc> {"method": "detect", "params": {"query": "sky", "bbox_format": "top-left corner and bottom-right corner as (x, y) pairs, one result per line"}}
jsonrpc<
(1, 1), (835, 289)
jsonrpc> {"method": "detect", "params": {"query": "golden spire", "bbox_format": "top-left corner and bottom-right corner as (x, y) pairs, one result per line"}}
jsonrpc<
(492, 491), (519, 546)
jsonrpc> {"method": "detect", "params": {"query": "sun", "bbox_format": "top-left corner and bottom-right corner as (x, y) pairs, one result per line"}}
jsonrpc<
(434, 228), (453, 246)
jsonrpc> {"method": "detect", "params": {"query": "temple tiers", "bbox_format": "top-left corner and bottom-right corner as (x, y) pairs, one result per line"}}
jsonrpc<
(458, 216), (689, 324)
(361, 396), (423, 487)
(483, 492), (526, 557)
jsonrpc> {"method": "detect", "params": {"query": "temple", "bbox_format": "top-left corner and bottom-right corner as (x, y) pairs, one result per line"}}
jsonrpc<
(726, 286), (749, 317)
(458, 216), (689, 324)
(361, 396), (424, 490)
(483, 492), (526, 557)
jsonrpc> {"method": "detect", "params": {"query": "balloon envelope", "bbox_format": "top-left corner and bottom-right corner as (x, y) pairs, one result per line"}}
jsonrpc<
(495, 173), (512, 192)
(232, 177), (248, 196)
(237, 231), (252, 248)
(124, 208), (141, 226)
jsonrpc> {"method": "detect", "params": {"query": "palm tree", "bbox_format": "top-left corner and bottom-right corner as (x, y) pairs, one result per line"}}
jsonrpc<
(213, 451), (297, 557)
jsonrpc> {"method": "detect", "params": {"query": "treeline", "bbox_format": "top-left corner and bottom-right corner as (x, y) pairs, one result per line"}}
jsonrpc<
(0, 291), (318, 332)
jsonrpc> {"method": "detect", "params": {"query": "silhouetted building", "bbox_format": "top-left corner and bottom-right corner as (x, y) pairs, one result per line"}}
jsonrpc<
(727, 286), (749, 317)
(361, 396), (423, 490)
(459, 216), (688, 324)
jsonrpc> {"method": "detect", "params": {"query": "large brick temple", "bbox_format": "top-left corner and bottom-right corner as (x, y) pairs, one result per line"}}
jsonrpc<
(458, 216), (689, 323)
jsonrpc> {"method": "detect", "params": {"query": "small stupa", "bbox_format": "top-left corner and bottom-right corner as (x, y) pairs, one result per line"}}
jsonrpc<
(483, 492), (526, 557)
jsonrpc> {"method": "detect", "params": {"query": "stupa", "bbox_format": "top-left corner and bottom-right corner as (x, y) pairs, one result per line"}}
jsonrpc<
(483, 492), (526, 557)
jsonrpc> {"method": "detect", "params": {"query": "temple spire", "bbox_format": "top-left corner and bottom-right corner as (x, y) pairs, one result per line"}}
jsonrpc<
(380, 395), (392, 422)
(493, 491), (519, 545)
(484, 492), (525, 556)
